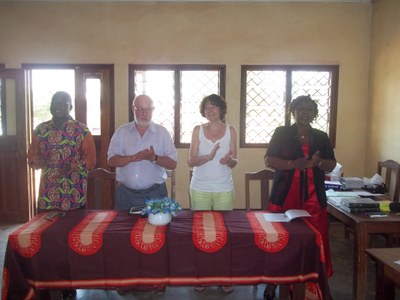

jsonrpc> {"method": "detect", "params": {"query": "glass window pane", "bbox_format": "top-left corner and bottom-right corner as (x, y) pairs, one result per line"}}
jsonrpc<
(134, 70), (175, 139)
(131, 65), (224, 146)
(242, 66), (337, 147)
(180, 70), (220, 144)
(292, 71), (332, 134)
(5, 79), (17, 135)
(245, 70), (286, 144)
(86, 78), (101, 135)
(31, 69), (75, 203)
(32, 69), (75, 128)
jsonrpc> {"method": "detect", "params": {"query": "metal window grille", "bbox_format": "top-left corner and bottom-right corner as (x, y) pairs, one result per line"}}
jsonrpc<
(132, 66), (225, 146)
(242, 66), (338, 147)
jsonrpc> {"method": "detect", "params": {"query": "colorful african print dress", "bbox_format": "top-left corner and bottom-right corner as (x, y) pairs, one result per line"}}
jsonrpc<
(28, 117), (96, 211)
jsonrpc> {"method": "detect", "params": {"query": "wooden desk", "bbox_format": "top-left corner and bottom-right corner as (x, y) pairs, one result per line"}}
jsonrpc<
(328, 203), (400, 300)
(366, 248), (400, 300)
(2, 209), (330, 300)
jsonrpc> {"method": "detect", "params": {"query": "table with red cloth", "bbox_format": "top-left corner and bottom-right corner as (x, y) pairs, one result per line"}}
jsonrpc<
(2, 209), (330, 299)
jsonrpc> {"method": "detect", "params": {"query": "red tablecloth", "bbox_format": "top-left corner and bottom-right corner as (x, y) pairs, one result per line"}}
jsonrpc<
(2, 209), (329, 299)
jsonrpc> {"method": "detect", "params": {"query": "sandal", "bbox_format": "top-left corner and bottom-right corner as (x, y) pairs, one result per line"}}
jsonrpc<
(154, 286), (166, 296)
(222, 286), (234, 294)
(194, 286), (206, 293)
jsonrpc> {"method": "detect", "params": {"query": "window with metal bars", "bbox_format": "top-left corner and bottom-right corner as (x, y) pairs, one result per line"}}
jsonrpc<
(129, 65), (226, 148)
(240, 65), (339, 148)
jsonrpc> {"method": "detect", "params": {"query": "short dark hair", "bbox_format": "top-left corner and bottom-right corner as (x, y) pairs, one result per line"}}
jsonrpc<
(289, 95), (319, 121)
(199, 94), (227, 121)
(51, 91), (72, 105)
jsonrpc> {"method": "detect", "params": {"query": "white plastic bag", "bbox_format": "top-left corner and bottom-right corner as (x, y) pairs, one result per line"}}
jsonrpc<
(363, 173), (387, 194)
(363, 173), (385, 186)
(326, 162), (342, 181)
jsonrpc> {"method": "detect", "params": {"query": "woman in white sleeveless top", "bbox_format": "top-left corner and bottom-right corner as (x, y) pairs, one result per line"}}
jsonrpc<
(188, 94), (238, 294)
(188, 94), (238, 211)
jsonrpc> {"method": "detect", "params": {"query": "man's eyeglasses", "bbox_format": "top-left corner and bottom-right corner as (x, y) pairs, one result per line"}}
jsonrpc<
(134, 106), (155, 113)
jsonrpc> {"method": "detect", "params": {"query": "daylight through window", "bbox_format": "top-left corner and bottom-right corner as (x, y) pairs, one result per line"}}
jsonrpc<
(130, 65), (226, 147)
(241, 65), (338, 148)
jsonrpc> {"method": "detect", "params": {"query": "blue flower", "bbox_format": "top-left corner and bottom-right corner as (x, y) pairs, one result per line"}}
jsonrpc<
(142, 197), (182, 216)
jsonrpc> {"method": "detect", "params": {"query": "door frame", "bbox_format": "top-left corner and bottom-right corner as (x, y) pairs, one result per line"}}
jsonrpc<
(0, 68), (32, 222)
(24, 64), (114, 217)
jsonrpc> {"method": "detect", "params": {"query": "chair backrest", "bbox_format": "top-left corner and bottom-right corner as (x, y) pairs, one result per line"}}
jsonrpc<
(245, 169), (275, 210)
(87, 168), (116, 209)
(377, 160), (400, 202)
(166, 169), (176, 199)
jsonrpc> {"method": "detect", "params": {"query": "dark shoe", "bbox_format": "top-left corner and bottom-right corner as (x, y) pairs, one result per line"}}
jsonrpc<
(154, 286), (166, 296)
(62, 290), (76, 300)
(264, 284), (276, 300)
(221, 286), (234, 294)
(117, 290), (132, 295)
(194, 286), (206, 293)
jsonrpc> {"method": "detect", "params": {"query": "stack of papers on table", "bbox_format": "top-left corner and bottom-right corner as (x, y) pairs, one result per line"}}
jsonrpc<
(340, 197), (380, 208)
(339, 197), (381, 214)
(327, 196), (343, 207)
(325, 180), (344, 191)
(326, 189), (389, 214)
(326, 189), (379, 197)
(339, 177), (365, 189)
(327, 193), (381, 213)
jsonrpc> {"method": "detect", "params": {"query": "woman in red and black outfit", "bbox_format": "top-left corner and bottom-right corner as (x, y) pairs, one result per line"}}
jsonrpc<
(264, 95), (336, 300)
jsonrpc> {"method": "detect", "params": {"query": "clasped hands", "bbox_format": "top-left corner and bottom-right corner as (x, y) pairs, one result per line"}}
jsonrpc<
(293, 150), (322, 170)
(207, 143), (234, 165)
(134, 145), (157, 162)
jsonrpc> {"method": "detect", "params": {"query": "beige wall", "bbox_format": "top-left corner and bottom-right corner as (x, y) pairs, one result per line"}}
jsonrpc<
(367, 0), (400, 175)
(0, 2), (373, 208)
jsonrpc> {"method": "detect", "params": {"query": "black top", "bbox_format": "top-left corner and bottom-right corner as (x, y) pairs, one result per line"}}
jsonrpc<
(266, 124), (336, 207)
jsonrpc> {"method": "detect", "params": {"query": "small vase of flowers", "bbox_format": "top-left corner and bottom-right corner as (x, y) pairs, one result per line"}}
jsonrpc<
(142, 197), (182, 226)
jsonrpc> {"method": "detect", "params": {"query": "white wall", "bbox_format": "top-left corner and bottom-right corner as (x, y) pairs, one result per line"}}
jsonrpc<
(0, 1), (372, 207)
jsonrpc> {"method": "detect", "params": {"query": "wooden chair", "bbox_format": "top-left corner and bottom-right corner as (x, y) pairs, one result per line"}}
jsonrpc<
(377, 160), (400, 246)
(166, 169), (176, 199)
(245, 169), (275, 210)
(245, 169), (276, 295)
(377, 159), (400, 203)
(86, 168), (116, 209)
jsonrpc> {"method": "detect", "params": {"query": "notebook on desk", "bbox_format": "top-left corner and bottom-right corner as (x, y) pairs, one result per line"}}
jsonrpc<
(326, 189), (384, 197)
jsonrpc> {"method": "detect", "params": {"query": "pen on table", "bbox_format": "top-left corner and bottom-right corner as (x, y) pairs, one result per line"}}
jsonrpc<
(45, 211), (65, 221)
(45, 211), (59, 221)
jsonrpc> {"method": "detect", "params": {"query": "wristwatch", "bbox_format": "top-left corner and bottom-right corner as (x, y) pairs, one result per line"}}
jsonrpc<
(152, 155), (158, 164)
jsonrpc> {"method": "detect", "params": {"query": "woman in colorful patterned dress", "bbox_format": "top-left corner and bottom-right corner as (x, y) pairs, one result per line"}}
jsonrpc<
(28, 91), (96, 212)
(188, 94), (238, 211)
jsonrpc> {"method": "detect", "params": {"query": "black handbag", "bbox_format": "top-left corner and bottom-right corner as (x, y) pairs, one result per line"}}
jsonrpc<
(362, 183), (387, 194)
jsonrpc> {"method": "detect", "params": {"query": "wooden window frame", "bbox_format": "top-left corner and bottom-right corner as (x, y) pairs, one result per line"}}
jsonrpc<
(240, 64), (339, 148)
(0, 64), (6, 135)
(129, 64), (226, 148)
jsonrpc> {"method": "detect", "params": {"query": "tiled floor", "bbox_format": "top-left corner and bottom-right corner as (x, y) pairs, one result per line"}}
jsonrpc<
(1, 221), (399, 299)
